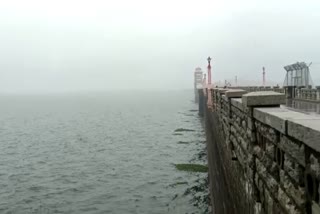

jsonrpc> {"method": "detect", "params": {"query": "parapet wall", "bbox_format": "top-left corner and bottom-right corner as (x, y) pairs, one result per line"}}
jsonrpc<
(228, 86), (285, 94)
(294, 88), (320, 102)
(203, 88), (320, 214)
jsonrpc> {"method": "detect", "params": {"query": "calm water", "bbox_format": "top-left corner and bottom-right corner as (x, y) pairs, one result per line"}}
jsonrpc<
(0, 90), (208, 214)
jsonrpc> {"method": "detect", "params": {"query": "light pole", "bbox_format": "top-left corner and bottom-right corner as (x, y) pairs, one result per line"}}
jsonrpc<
(207, 57), (213, 110)
(207, 56), (212, 86)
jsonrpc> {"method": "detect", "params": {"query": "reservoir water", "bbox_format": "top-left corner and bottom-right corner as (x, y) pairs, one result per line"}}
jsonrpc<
(0, 90), (208, 214)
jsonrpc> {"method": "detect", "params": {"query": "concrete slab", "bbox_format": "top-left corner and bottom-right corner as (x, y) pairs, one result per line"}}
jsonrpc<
(242, 91), (286, 107)
(225, 89), (247, 98)
(231, 98), (243, 111)
(218, 89), (228, 94)
(287, 118), (320, 152)
(253, 107), (315, 134)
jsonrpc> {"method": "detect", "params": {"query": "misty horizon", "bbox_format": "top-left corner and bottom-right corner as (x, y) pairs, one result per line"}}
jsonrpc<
(1, 0), (320, 94)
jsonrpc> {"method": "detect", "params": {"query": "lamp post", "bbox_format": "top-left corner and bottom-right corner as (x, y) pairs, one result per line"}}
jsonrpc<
(207, 56), (213, 110)
(207, 56), (212, 86)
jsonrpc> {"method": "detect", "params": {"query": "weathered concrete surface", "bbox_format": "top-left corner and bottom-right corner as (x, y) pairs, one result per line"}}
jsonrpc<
(199, 88), (320, 214)
(230, 98), (243, 111)
(225, 89), (247, 98)
(242, 91), (286, 107)
(288, 119), (320, 152)
(217, 89), (228, 94)
(253, 107), (315, 134)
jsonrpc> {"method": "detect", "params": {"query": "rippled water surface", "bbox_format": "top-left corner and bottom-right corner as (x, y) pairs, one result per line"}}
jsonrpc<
(0, 90), (208, 214)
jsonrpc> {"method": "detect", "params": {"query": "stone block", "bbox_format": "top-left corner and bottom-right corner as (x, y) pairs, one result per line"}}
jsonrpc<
(309, 153), (320, 180)
(287, 118), (320, 153)
(264, 189), (274, 214)
(242, 91), (286, 107)
(218, 89), (228, 94)
(283, 154), (303, 184)
(278, 186), (302, 214)
(279, 170), (306, 208)
(280, 135), (305, 166)
(225, 89), (247, 98)
(312, 202), (320, 214)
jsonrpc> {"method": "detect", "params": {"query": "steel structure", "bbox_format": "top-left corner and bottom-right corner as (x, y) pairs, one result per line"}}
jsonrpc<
(283, 62), (314, 99)
(283, 62), (313, 88)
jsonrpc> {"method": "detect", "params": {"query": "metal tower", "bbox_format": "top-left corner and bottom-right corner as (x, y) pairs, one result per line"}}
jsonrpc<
(283, 62), (313, 88)
(283, 62), (314, 98)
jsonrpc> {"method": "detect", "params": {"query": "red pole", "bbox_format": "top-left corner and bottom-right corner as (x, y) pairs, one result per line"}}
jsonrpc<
(207, 57), (213, 110)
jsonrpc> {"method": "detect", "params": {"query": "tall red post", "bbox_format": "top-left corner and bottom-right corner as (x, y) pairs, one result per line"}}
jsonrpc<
(207, 57), (213, 110)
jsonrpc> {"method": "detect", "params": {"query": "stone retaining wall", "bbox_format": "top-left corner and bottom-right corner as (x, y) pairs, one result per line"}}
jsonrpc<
(203, 88), (320, 214)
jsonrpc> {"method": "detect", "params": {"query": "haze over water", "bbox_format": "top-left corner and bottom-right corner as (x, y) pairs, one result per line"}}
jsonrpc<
(0, 90), (208, 214)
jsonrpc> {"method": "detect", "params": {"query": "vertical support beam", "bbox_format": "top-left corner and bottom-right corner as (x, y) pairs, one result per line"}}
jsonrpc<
(198, 89), (205, 117)
(207, 57), (213, 110)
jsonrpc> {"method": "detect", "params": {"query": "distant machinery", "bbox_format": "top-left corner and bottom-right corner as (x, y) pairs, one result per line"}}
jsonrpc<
(283, 62), (314, 98)
(224, 80), (231, 87)
(207, 57), (213, 109)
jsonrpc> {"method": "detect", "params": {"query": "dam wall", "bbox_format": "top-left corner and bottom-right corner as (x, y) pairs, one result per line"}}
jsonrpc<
(201, 88), (320, 214)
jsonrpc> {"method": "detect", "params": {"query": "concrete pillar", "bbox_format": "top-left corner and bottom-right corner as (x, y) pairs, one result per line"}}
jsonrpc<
(301, 89), (306, 99)
(198, 89), (205, 116)
(316, 86), (320, 101)
(306, 90), (310, 100)
(298, 88), (302, 99)
(313, 90), (317, 100)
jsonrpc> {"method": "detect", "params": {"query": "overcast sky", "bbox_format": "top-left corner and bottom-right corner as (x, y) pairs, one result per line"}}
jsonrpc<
(1, 0), (320, 93)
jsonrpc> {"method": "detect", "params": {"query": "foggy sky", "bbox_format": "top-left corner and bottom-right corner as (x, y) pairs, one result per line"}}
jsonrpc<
(1, 0), (320, 93)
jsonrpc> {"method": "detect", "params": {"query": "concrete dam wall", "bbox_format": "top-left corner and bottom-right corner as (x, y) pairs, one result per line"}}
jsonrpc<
(199, 88), (320, 214)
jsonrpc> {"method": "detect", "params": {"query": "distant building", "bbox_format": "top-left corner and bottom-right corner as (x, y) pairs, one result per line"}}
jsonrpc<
(194, 67), (203, 103)
(194, 67), (203, 89)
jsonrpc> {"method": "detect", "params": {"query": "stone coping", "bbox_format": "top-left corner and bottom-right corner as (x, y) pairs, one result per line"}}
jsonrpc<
(253, 107), (318, 134)
(225, 89), (247, 98)
(228, 97), (320, 153)
(242, 91), (286, 107)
